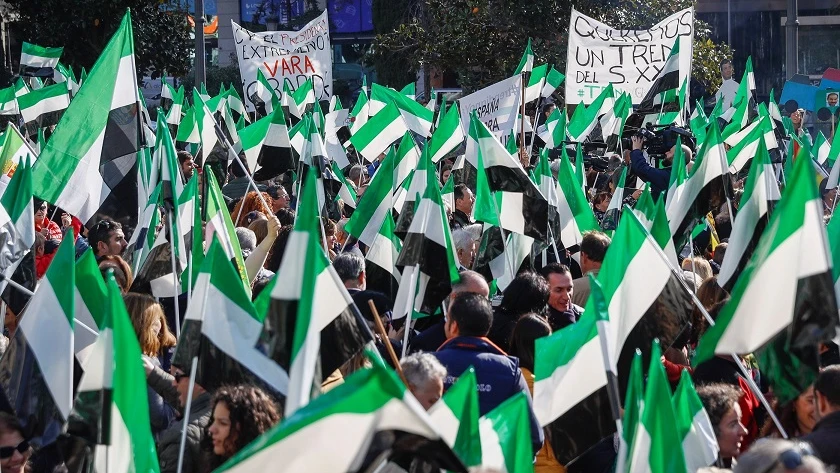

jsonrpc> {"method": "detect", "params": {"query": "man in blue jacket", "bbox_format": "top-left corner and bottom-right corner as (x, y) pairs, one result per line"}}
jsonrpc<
(629, 134), (671, 200)
(629, 134), (692, 201)
(432, 293), (544, 456)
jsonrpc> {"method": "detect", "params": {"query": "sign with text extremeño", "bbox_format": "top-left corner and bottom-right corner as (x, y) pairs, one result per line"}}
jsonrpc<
(232, 10), (332, 112)
(565, 8), (694, 105)
(458, 74), (523, 140)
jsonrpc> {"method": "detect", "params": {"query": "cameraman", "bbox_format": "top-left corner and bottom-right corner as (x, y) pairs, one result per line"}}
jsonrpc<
(629, 136), (692, 201)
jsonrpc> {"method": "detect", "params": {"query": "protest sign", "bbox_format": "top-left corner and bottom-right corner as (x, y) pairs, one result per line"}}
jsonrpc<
(458, 74), (522, 140)
(565, 8), (694, 105)
(232, 10), (332, 112)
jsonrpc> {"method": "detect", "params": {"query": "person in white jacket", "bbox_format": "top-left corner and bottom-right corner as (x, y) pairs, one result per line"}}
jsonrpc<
(715, 59), (740, 110)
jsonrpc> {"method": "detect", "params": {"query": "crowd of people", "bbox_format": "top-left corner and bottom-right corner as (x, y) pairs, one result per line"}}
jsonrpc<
(0, 58), (839, 473)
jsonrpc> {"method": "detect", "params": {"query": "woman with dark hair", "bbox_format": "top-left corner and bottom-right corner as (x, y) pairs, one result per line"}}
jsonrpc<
(697, 383), (749, 468)
(124, 292), (178, 437)
(760, 385), (817, 438)
(264, 225), (294, 273)
(490, 271), (549, 350)
(205, 385), (281, 469)
(509, 314), (565, 473)
(0, 412), (31, 473)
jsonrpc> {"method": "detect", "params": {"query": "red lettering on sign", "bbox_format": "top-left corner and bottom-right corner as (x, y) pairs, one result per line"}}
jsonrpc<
(263, 61), (279, 77)
(304, 56), (315, 73)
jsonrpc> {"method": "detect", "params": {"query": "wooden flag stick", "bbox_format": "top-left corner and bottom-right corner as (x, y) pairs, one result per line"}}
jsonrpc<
(368, 299), (409, 386)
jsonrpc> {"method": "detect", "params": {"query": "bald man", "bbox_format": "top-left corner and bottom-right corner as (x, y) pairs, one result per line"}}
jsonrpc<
(409, 270), (490, 353)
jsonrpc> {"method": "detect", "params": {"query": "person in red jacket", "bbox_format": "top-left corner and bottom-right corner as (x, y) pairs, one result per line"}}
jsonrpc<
(33, 200), (69, 241)
(34, 233), (57, 279)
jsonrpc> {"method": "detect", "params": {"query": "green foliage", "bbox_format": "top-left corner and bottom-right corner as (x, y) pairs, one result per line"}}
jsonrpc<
(587, 0), (733, 97)
(181, 65), (244, 97)
(374, 0), (731, 96)
(6, 0), (192, 77)
(369, 0), (419, 88)
(375, 0), (570, 93)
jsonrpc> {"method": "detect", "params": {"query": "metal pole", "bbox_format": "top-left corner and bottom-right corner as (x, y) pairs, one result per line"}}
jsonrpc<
(786, 0), (799, 79)
(632, 204), (791, 439)
(520, 72), (527, 162)
(167, 210), (181, 338)
(194, 0), (206, 88)
(176, 356), (199, 473)
(727, 0), (732, 47)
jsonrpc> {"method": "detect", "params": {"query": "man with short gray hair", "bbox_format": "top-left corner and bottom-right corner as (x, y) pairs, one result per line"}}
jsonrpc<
(452, 228), (478, 270)
(235, 227), (257, 258)
(333, 252), (366, 292)
(400, 352), (447, 410)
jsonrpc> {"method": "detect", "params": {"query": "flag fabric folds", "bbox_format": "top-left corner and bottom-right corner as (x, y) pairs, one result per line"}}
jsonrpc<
(30, 11), (141, 223)
(20, 42), (63, 77)
(0, 230), (75, 447)
(67, 274), (160, 473)
(695, 143), (839, 403)
(214, 354), (466, 473)
(260, 171), (371, 415)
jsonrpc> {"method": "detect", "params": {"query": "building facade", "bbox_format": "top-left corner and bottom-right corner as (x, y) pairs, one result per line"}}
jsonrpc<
(696, 0), (840, 99)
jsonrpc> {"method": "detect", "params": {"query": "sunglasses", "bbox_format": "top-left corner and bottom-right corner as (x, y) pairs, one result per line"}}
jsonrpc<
(37, 205), (47, 211)
(760, 443), (815, 473)
(173, 372), (189, 383)
(0, 440), (28, 459)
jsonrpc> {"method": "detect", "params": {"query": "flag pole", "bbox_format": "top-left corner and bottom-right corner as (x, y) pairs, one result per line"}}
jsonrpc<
(628, 205), (791, 439)
(545, 221), (562, 262)
(527, 97), (542, 156)
(0, 273), (33, 296)
(520, 72), (527, 164)
(368, 300), (409, 386)
(230, 147), (272, 213)
(595, 323), (626, 473)
(167, 210), (181, 338)
(399, 266), (420, 358)
(175, 355), (199, 473)
(186, 250), (193, 302)
(233, 178), (254, 227)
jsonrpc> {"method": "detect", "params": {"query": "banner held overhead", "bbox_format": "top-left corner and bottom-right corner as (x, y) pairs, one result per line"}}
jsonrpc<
(565, 7), (694, 105)
(232, 10), (333, 112)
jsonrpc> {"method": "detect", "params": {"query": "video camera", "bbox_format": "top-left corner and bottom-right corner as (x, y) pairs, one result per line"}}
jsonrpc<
(622, 124), (696, 164)
(559, 141), (611, 172)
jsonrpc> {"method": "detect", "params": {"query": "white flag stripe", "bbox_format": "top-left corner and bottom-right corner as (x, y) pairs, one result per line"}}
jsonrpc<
(18, 277), (74, 419)
(716, 200), (829, 353)
(533, 337), (605, 426)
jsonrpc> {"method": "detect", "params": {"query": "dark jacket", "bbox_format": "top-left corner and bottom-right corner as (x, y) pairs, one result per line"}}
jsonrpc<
(410, 320), (446, 354)
(801, 411), (840, 469)
(692, 355), (743, 387)
(546, 304), (582, 331)
(488, 309), (517, 352)
(432, 336), (544, 455)
(629, 149), (670, 200)
(451, 209), (472, 229)
(145, 355), (178, 437)
(157, 393), (213, 473)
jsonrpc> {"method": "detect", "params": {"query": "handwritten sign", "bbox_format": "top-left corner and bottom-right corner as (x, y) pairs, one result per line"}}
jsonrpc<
(458, 74), (523, 140)
(232, 10), (333, 112)
(565, 8), (694, 105)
